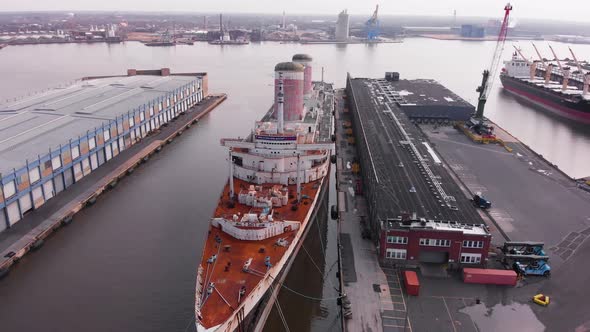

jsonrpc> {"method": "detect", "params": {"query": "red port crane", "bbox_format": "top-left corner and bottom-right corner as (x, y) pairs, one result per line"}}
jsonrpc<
(474, 3), (513, 120)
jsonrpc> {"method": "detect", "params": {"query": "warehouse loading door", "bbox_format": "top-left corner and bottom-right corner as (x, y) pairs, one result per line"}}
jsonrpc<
(419, 251), (449, 264)
(0, 209), (7, 232)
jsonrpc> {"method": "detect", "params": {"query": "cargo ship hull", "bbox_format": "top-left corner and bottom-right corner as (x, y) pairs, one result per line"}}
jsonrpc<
(500, 74), (590, 124)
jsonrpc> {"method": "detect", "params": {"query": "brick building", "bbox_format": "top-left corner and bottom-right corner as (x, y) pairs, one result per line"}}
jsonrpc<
(380, 218), (491, 268)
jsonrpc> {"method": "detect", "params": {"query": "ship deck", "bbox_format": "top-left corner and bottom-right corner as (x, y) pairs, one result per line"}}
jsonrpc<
(198, 177), (321, 328)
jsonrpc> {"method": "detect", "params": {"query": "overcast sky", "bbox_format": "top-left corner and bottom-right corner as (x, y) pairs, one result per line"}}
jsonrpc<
(1, 0), (586, 22)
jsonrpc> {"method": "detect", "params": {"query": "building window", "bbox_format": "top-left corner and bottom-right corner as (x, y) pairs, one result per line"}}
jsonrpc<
(420, 238), (451, 247)
(71, 146), (80, 160)
(118, 137), (125, 151)
(463, 240), (484, 248)
(2, 180), (16, 198)
(129, 116), (135, 128)
(461, 253), (482, 264)
(386, 249), (407, 260)
(387, 236), (408, 244)
(28, 167), (41, 184)
(89, 137), (96, 150)
(104, 129), (111, 142)
(51, 156), (62, 170)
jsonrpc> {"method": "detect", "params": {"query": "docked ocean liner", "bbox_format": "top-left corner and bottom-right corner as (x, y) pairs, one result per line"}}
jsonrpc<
(500, 47), (590, 124)
(195, 54), (334, 331)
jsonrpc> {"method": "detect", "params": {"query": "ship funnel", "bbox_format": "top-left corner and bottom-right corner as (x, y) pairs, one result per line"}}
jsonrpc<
(584, 74), (590, 96)
(274, 62), (304, 121)
(292, 54), (313, 98)
(544, 64), (553, 85)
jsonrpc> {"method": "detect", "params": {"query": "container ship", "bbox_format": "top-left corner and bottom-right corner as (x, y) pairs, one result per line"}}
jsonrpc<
(195, 54), (334, 332)
(500, 46), (590, 124)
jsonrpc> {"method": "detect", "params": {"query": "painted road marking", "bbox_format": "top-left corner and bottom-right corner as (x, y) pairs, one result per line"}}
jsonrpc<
(442, 296), (458, 332)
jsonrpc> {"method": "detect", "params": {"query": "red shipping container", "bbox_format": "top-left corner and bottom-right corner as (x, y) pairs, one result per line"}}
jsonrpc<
(463, 268), (517, 286)
(404, 270), (420, 296)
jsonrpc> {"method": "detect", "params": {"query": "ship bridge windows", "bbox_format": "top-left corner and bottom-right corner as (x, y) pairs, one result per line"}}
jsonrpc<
(232, 156), (243, 166)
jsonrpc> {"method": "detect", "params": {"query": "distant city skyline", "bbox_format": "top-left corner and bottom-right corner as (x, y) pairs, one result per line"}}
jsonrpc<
(0, 0), (588, 23)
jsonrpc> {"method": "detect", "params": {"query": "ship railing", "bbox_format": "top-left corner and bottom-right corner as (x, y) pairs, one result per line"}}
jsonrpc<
(211, 218), (300, 241)
(235, 161), (328, 175)
(195, 265), (204, 320)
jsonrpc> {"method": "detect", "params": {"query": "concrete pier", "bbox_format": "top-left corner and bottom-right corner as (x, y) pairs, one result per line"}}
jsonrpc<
(0, 94), (226, 275)
(334, 89), (410, 332)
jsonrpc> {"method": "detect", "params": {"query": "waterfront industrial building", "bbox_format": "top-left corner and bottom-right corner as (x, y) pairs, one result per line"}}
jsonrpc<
(345, 74), (490, 267)
(0, 69), (208, 231)
(335, 9), (350, 41)
(383, 73), (474, 122)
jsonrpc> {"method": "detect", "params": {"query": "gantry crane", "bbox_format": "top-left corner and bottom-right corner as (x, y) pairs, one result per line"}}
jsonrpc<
(474, 3), (513, 120)
(366, 5), (380, 40)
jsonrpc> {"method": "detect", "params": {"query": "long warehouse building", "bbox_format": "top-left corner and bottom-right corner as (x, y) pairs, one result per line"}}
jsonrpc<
(345, 73), (490, 268)
(0, 69), (208, 231)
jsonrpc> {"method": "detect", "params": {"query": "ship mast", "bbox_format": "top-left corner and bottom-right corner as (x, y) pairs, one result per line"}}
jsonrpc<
(296, 153), (301, 202)
(228, 148), (234, 200)
(277, 73), (285, 134)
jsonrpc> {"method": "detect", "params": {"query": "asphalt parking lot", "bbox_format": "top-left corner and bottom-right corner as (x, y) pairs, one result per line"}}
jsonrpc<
(417, 124), (590, 331)
(383, 266), (550, 332)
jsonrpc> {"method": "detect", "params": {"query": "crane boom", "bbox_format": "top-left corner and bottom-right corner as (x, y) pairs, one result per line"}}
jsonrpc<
(513, 45), (530, 64)
(548, 45), (564, 72)
(365, 5), (380, 40)
(474, 3), (512, 119)
(532, 43), (546, 66)
(484, 3), (513, 98)
(369, 5), (379, 23)
(568, 47), (584, 73)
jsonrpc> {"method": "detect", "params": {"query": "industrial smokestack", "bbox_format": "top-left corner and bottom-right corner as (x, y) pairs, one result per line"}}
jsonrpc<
(561, 68), (571, 92)
(544, 64), (553, 85)
(277, 73), (285, 134)
(282, 11), (286, 29)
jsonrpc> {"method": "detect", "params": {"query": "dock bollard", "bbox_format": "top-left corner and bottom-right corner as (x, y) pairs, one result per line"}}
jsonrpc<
(86, 195), (97, 206)
(31, 239), (44, 251)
